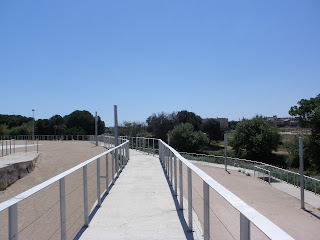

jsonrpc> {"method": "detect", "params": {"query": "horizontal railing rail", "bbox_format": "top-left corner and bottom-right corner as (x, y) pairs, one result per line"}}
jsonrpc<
(1, 135), (90, 141)
(0, 136), (130, 240)
(180, 151), (320, 195)
(159, 141), (293, 240)
(1, 139), (39, 157)
(254, 166), (271, 184)
(131, 137), (159, 156)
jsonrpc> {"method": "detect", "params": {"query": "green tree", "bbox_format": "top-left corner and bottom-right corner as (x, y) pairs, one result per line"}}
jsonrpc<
(176, 110), (202, 131)
(286, 136), (313, 170)
(0, 124), (8, 136)
(64, 110), (105, 135)
(146, 112), (176, 141)
(170, 123), (208, 152)
(289, 94), (320, 171)
(289, 94), (320, 127)
(54, 125), (58, 135)
(49, 115), (64, 134)
(36, 119), (50, 135)
(230, 116), (282, 160)
(7, 122), (33, 136)
(119, 121), (147, 138)
(201, 119), (224, 142)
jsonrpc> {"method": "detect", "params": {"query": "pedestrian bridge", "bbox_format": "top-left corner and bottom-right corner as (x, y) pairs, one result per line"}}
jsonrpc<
(0, 136), (296, 240)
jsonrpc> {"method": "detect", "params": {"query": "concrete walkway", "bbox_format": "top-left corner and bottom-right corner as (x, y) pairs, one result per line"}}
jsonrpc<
(79, 150), (192, 240)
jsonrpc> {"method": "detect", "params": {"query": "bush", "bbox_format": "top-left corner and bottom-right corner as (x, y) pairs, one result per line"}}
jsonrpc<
(230, 116), (282, 161)
(170, 123), (208, 152)
(201, 119), (224, 142)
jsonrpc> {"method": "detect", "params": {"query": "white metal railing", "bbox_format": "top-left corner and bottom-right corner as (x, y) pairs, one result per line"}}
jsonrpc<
(1, 135), (89, 141)
(254, 166), (271, 184)
(159, 141), (293, 240)
(1, 139), (39, 157)
(0, 136), (130, 240)
(180, 152), (320, 195)
(131, 137), (159, 155)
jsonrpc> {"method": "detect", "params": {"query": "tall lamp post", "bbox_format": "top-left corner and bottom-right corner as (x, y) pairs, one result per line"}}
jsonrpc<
(32, 109), (35, 144)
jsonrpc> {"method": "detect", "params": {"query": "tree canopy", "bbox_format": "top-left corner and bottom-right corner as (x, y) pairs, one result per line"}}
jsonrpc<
(0, 111), (105, 136)
(146, 112), (176, 141)
(289, 94), (320, 127)
(119, 121), (148, 138)
(288, 94), (320, 171)
(170, 123), (208, 152)
(230, 116), (282, 160)
(201, 119), (224, 142)
(176, 110), (202, 131)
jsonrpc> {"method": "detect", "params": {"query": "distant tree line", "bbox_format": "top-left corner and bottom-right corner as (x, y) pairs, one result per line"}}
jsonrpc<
(119, 110), (226, 152)
(0, 110), (105, 136)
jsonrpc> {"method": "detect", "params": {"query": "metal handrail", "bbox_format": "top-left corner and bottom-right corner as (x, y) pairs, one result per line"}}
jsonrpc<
(0, 137), (130, 240)
(160, 140), (293, 240)
(180, 151), (320, 195)
(254, 166), (271, 184)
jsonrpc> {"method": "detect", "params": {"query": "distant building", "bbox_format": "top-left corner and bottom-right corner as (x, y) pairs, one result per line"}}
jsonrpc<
(267, 115), (299, 126)
(203, 118), (229, 129)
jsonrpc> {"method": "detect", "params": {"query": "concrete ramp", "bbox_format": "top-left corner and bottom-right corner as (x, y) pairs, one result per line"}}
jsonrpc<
(79, 150), (192, 240)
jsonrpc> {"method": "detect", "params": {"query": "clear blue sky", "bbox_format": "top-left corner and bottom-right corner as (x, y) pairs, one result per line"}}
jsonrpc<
(1, 0), (319, 126)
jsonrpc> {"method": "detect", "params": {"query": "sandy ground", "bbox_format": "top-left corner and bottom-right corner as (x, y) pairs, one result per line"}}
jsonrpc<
(0, 141), (110, 240)
(1, 143), (319, 240)
(177, 160), (320, 240)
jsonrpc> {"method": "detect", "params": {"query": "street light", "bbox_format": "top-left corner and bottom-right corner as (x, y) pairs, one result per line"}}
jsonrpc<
(32, 109), (35, 144)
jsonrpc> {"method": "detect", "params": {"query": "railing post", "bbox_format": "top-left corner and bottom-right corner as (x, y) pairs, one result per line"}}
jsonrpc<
(224, 134), (227, 171)
(240, 213), (250, 240)
(143, 138), (145, 153)
(136, 137), (138, 151)
(106, 154), (109, 194)
(169, 151), (173, 186)
(97, 158), (101, 206)
(174, 155), (177, 196)
(299, 137), (305, 209)
(83, 165), (89, 227)
(116, 149), (119, 178)
(121, 145), (124, 169)
(188, 167), (193, 231)
(112, 151), (115, 182)
(179, 160), (183, 210)
(9, 203), (18, 240)
(153, 138), (155, 156)
(59, 178), (67, 240)
(168, 149), (170, 178)
(203, 181), (210, 240)
(127, 142), (130, 161)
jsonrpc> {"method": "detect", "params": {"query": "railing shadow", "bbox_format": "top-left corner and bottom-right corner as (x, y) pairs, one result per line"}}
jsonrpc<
(160, 159), (195, 240)
(73, 161), (126, 240)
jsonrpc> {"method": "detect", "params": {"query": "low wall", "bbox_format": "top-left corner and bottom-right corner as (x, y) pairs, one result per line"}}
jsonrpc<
(0, 153), (39, 190)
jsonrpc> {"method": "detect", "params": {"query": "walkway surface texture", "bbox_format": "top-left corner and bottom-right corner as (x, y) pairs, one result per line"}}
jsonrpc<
(79, 150), (193, 240)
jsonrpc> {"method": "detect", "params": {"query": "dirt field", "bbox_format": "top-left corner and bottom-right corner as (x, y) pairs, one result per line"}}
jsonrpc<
(0, 141), (112, 240)
(179, 161), (320, 240)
